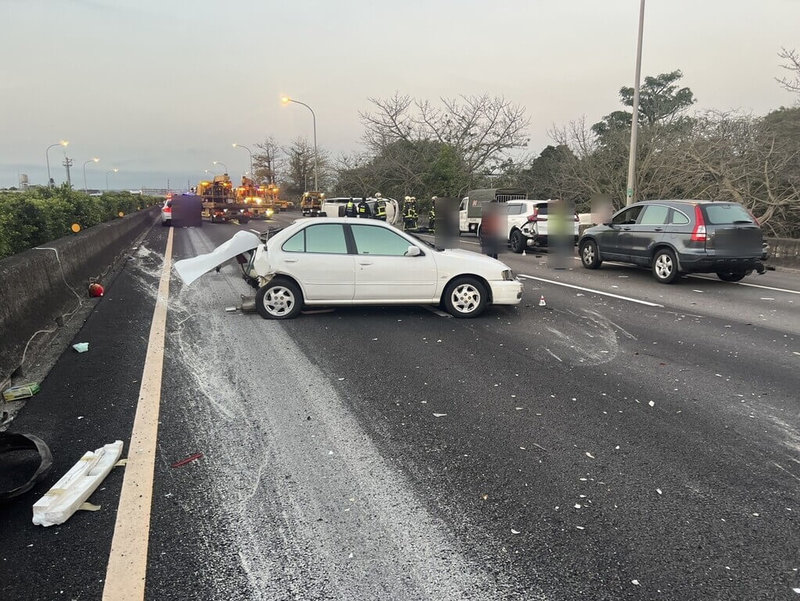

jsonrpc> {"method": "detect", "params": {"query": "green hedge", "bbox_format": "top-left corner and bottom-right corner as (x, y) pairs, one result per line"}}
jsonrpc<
(0, 186), (161, 259)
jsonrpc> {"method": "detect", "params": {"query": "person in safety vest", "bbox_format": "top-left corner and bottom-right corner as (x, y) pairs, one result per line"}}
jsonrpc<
(403, 196), (418, 230)
(357, 197), (370, 217)
(428, 204), (436, 231)
(345, 198), (357, 217)
(375, 201), (387, 220)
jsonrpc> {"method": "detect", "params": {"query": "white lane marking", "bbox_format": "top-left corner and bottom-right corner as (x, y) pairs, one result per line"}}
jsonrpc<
(690, 274), (800, 295)
(103, 227), (173, 600)
(518, 274), (663, 307)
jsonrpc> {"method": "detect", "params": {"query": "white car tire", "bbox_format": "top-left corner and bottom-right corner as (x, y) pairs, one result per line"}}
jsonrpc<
(442, 277), (487, 318)
(256, 278), (303, 319)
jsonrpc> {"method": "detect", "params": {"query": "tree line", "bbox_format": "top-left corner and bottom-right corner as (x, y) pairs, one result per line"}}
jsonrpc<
(255, 50), (799, 238)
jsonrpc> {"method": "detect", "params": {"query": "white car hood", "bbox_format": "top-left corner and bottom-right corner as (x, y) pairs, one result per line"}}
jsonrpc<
(173, 230), (261, 286)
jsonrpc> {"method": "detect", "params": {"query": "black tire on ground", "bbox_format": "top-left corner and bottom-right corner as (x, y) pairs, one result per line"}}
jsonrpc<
(579, 239), (602, 269)
(442, 277), (488, 318)
(652, 248), (680, 283)
(510, 230), (525, 253)
(716, 270), (747, 282)
(255, 278), (303, 319)
(162, 220), (171, 227)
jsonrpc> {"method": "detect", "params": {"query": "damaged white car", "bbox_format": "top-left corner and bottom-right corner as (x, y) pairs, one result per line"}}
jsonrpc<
(174, 218), (523, 319)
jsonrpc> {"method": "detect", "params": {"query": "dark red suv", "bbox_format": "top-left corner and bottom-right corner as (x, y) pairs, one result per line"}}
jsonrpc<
(578, 200), (766, 283)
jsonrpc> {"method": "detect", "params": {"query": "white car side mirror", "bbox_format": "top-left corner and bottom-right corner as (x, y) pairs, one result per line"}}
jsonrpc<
(405, 246), (422, 257)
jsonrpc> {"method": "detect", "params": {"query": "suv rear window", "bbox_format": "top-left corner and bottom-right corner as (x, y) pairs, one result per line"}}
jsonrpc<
(703, 203), (755, 225)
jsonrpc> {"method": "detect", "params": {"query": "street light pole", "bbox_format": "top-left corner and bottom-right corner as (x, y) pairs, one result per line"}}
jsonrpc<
(232, 143), (254, 182)
(282, 96), (318, 191)
(45, 140), (69, 187)
(625, 0), (646, 206)
(83, 157), (100, 193)
(212, 160), (228, 174)
(106, 168), (119, 191)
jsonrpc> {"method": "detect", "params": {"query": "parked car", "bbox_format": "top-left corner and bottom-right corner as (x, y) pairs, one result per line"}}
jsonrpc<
(578, 200), (767, 283)
(172, 218), (522, 319)
(483, 200), (580, 253)
(160, 199), (172, 226)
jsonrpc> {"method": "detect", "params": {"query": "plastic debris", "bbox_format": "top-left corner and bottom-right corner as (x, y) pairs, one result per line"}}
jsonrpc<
(656, 488), (663, 495)
(648, 401), (655, 407)
(3, 382), (41, 401)
(432, 413), (447, 418)
(631, 580), (640, 586)
(170, 452), (203, 468)
(225, 306), (237, 312)
(539, 295), (547, 307)
(88, 283), (104, 297)
(33, 440), (123, 527)
(585, 452), (595, 459)
(511, 529), (520, 534)
(72, 342), (89, 353)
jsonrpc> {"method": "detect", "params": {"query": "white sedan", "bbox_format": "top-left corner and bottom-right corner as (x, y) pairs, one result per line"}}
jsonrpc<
(175, 218), (523, 319)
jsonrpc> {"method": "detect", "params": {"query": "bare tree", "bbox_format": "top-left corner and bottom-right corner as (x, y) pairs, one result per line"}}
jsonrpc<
(777, 47), (800, 97)
(360, 93), (530, 176)
(253, 136), (283, 185)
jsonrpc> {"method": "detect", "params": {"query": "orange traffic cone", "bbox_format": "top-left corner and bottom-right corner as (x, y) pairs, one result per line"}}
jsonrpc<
(539, 295), (547, 307)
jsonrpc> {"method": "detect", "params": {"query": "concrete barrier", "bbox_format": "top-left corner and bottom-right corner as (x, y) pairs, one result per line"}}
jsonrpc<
(0, 207), (158, 383)
(766, 237), (800, 267)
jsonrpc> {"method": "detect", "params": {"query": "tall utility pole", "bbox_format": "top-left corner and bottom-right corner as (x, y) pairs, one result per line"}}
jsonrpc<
(626, 0), (646, 206)
(63, 156), (73, 188)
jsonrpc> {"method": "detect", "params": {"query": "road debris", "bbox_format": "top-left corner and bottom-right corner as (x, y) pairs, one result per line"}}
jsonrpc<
(72, 342), (89, 353)
(2, 382), (41, 401)
(432, 413), (447, 418)
(170, 452), (204, 468)
(0, 432), (53, 501)
(33, 440), (123, 527)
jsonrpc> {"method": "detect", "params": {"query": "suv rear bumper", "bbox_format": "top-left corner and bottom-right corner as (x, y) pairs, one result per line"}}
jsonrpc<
(678, 253), (764, 274)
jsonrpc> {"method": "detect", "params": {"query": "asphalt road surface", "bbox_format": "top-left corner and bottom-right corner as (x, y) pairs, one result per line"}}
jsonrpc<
(2, 213), (798, 600)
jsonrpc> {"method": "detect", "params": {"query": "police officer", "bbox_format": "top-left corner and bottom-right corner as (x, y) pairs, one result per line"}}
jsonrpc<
(357, 196), (370, 218)
(345, 197), (357, 217)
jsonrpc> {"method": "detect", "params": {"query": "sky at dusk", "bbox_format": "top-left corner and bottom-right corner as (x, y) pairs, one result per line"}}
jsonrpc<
(2, 0), (799, 191)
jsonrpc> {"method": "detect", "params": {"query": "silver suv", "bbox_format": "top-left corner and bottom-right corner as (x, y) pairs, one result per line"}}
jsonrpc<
(578, 200), (766, 283)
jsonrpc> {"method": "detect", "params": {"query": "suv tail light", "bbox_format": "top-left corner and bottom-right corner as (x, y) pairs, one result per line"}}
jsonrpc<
(527, 208), (539, 222)
(691, 205), (707, 242)
(163, 205), (172, 214)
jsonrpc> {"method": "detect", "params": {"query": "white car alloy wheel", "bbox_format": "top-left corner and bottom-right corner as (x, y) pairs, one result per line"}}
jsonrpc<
(255, 279), (303, 319)
(443, 277), (487, 318)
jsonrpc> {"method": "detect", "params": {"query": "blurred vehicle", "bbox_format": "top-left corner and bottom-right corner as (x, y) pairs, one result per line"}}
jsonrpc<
(483, 199), (580, 253)
(175, 218), (523, 319)
(459, 188), (526, 235)
(578, 200), (767, 283)
(160, 198), (172, 226)
(320, 197), (401, 226)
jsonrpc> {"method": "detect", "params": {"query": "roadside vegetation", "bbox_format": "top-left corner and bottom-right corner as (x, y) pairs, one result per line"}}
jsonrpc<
(0, 186), (160, 259)
(252, 50), (800, 238)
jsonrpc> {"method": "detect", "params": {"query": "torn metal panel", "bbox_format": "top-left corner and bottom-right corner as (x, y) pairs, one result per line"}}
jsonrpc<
(32, 440), (123, 527)
(173, 230), (261, 286)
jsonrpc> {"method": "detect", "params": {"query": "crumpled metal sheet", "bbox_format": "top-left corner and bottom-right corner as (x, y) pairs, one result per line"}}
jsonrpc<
(173, 230), (261, 286)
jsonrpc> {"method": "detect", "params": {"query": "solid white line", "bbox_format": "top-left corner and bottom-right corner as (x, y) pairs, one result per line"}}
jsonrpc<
(518, 274), (664, 307)
(103, 227), (173, 600)
(690, 274), (800, 295)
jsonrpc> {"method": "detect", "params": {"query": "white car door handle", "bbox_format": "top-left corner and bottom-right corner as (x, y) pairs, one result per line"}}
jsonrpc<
(359, 261), (373, 266)
(284, 258), (299, 263)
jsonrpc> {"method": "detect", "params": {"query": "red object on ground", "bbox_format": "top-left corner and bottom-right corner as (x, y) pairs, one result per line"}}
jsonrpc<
(88, 283), (104, 297)
(170, 452), (204, 468)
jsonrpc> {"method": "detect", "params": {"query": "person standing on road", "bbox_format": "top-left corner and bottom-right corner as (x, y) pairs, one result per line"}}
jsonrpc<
(357, 197), (370, 218)
(480, 203), (500, 259)
(345, 198), (357, 217)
